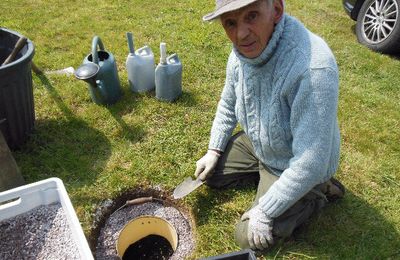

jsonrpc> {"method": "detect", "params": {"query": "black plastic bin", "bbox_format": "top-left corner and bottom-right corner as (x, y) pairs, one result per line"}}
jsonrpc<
(0, 28), (35, 149)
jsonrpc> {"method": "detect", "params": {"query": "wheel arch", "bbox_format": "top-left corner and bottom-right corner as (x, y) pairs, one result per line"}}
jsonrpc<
(351, 0), (367, 20)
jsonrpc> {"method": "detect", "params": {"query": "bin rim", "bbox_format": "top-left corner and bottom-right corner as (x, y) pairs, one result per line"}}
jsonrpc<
(0, 28), (35, 73)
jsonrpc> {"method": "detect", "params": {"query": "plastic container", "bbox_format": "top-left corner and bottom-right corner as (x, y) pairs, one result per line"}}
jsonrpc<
(126, 32), (155, 93)
(0, 177), (94, 259)
(155, 42), (182, 102)
(200, 249), (257, 260)
(0, 28), (35, 149)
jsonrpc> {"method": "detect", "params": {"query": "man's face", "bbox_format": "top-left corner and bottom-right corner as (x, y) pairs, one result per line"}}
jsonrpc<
(220, 0), (283, 58)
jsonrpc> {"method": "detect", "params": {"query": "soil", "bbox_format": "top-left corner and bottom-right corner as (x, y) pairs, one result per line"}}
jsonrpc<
(122, 234), (173, 260)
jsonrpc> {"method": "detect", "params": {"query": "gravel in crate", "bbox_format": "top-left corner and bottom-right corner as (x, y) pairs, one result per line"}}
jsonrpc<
(96, 200), (195, 260)
(0, 202), (80, 259)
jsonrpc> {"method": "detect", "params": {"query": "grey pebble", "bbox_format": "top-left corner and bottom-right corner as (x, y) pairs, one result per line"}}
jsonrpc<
(96, 201), (195, 260)
(0, 203), (81, 259)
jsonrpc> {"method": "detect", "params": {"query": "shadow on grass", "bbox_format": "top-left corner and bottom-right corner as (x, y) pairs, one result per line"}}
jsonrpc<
(106, 98), (145, 143)
(351, 24), (356, 35)
(130, 89), (198, 107)
(105, 88), (196, 143)
(193, 186), (400, 258)
(174, 91), (198, 107)
(280, 189), (400, 258)
(193, 187), (251, 225)
(14, 73), (111, 188)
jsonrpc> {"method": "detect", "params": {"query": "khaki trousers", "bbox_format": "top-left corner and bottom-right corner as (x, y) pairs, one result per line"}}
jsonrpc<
(206, 132), (327, 249)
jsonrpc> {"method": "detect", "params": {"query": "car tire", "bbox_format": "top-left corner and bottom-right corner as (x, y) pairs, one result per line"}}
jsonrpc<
(356, 0), (400, 53)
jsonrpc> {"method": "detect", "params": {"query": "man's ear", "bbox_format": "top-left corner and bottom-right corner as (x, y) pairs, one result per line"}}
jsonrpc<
(273, 0), (284, 24)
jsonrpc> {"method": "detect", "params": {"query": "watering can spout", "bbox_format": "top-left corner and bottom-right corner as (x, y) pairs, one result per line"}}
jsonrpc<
(74, 62), (109, 104)
(126, 32), (135, 55)
(74, 62), (100, 88)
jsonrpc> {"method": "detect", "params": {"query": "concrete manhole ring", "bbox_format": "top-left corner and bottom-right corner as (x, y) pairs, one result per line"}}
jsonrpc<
(90, 187), (195, 259)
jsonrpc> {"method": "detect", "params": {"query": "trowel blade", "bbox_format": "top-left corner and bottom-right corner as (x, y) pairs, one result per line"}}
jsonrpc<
(173, 177), (204, 199)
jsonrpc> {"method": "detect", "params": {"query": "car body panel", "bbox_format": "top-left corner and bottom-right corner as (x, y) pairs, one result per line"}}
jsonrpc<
(342, 0), (365, 20)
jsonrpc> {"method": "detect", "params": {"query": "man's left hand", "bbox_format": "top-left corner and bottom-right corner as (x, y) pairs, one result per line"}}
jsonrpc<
(241, 204), (274, 250)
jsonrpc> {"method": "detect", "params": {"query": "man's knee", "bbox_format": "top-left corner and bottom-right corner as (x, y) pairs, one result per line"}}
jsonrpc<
(205, 174), (232, 189)
(206, 172), (259, 189)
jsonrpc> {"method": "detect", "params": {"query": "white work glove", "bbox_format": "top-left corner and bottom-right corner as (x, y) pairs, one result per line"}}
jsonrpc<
(194, 150), (221, 181)
(241, 204), (274, 250)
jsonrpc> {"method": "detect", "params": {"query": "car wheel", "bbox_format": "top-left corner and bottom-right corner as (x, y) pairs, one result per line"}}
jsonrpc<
(356, 0), (400, 53)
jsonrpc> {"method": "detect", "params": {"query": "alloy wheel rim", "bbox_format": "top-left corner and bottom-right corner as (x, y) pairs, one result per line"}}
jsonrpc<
(362, 0), (399, 44)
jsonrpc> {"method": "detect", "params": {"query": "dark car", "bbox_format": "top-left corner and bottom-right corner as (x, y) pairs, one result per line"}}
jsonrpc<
(343, 0), (400, 53)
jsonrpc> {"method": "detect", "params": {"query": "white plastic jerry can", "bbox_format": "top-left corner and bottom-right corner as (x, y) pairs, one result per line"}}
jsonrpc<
(155, 42), (182, 102)
(126, 32), (155, 93)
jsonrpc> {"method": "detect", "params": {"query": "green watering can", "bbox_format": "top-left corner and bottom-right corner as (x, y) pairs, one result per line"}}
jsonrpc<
(75, 36), (122, 105)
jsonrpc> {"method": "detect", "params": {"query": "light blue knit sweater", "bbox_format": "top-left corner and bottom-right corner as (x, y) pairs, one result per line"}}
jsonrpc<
(208, 14), (340, 218)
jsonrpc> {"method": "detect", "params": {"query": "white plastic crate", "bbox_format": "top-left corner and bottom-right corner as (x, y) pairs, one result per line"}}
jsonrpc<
(0, 177), (94, 259)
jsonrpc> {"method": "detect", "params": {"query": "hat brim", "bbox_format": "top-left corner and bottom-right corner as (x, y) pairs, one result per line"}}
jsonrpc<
(203, 0), (259, 21)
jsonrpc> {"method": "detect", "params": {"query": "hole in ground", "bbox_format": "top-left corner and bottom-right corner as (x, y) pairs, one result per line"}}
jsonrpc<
(122, 234), (173, 260)
(89, 186), (195, 260)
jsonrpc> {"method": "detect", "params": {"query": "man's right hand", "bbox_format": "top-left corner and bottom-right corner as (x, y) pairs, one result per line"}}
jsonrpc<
(194, 150), (221, 181)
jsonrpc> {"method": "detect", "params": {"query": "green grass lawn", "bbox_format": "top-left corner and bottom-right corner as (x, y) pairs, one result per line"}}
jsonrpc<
(2, 0), (400, 258)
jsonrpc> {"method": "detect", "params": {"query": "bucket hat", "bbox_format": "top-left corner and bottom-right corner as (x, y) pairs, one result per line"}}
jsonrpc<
(203, 0), (259, 21)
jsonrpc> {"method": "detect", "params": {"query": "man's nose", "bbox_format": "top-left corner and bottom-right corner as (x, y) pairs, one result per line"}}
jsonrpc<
(237, 22), (250, 41)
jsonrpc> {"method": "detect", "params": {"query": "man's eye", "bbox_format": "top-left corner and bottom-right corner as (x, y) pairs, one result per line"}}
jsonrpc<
(247, 11), (258, 21)
(225, 19), (236, 28)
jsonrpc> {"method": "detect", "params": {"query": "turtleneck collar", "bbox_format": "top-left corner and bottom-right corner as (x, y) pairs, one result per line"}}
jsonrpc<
(233, 14), (286, 66)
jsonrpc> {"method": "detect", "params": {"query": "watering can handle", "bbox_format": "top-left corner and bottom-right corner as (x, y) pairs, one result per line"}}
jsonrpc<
(91, 36), (105, 65)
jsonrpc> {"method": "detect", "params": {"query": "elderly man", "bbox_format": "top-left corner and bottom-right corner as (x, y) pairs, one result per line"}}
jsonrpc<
(195, 0), (345, 251)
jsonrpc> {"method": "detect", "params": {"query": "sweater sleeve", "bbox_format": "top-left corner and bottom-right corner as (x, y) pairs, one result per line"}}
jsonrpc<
(259, 66), (339, 218)
(208, 52), (238, 151)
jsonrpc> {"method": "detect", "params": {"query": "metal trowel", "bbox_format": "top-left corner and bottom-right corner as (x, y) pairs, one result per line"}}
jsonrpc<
(173, 176), (204, 199)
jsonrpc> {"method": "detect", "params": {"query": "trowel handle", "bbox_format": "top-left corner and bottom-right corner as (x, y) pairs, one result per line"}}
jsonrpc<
(126, 32), (135, 54)
(125, 197), (153, 206)
(91, 36), (105, 65)
(1, 36), (27, 66)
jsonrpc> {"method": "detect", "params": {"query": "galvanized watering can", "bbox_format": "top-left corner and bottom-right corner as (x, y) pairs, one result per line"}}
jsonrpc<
(75, 36), (122, 105)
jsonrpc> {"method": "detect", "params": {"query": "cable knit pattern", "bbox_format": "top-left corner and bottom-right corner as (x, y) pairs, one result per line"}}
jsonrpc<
(208, 14), (340, 218)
